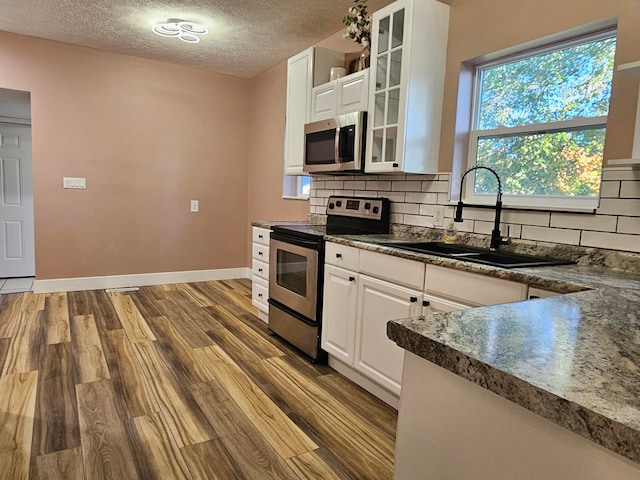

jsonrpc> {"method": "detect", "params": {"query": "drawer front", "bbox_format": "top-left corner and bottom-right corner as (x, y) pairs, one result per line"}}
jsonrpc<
(325, 242), (360, 270)
(425, 264), (527, 306)
(252, 227), (271, 246)
(252, 258), (269, 281)
(252, 243), (270, 261)
(252, 277), (269, 312)
(359, 249), (425, 290)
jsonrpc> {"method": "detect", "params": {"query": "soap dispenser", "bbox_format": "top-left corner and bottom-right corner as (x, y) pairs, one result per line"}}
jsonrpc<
(443, 220), (458, 244)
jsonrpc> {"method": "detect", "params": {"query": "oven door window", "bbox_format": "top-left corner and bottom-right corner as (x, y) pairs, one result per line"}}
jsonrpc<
(305, 129), (336, 166)
(276, 250), (308, 297)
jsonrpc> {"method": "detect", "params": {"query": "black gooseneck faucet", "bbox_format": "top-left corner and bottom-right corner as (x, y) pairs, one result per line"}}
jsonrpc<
(454, 166), (507, 250)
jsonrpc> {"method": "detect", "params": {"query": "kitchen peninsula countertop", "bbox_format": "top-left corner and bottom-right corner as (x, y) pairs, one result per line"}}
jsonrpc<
(324, 234), (640, 464)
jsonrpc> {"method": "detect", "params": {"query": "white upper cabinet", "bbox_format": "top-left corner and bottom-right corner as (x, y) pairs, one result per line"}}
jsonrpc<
(285, 47), (344, 175)
(365, 0), (449, 174)
(311, 70), (370, 122)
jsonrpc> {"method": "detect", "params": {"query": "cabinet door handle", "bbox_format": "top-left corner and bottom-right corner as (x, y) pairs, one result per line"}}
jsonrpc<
(258, 234), (264, 239)
(393, 163), (399, 167)
(349, 276), (355, 282)
(258, 251), (263, 256)
(410, 296), (418, 303)
(336, 253), (342, 258)
(258, 293), (263, 298)
(422, 300), (430, 307)
(258, 268), (263, 273)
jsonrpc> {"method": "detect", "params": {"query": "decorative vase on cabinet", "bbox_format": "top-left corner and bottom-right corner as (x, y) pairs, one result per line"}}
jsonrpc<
(365, 0), (449, 174)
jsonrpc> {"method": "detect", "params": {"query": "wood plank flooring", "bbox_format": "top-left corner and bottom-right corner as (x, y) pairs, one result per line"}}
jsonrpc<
(0, 279), (397, 479)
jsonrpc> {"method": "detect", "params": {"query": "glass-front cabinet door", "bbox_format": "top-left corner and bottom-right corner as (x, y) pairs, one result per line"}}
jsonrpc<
(365, 0), (450, 174)
(369, 6), (406, 171)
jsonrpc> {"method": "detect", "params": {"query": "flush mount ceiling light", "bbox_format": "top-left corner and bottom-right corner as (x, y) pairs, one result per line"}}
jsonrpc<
(152, 18), (208, 44)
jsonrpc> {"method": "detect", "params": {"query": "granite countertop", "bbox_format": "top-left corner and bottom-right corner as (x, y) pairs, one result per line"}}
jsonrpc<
(324, 234), (640, 464)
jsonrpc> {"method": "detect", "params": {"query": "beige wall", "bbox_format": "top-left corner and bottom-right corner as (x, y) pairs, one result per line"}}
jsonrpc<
(246, 63), (308, 224)
(0, 31), (251, 280)
(440, 0), (640, 172)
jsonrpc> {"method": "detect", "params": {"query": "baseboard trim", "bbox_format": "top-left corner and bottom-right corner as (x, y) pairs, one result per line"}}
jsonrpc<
(328, 357), (400, 409)
(33, 267), (252, 294)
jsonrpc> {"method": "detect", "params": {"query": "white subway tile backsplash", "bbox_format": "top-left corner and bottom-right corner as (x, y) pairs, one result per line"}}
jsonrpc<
(506, 224), (522, 239)
(502, 210), (550, 227)
(366, 181), (392, 191)
(581, 231), (640, 253)
(344, 181), (366, 190)
(390, 213), (404, 224)
(458, 207), (496, 222)
(392, 203), (420, 214)
(419, 204), (435, 216)
(620, 181), (640, 199)
(618, 217), (640, 235)
(437, 193), (451, 205)
(405, 192), (438, 204)
(349, 190), (367, 198)
(404, 214), (432, 227)
(407, 174), (437, 181)
(597, 198), (640, 216)
(550, 212), (617, 232)
(377, 192), (406, 202)
(452, 219), (474, 233)
(392, 181), (422, 192)
(521, 226), (580, 245)
(601, 168), (640, 181)
(422, 181), (449, 193)
(307, 168), (640, 254)
(313, 189), (334, 198)
(599, 181), (620, 198)
(473, 220), (495, 235)
(325, 180), (344, 189)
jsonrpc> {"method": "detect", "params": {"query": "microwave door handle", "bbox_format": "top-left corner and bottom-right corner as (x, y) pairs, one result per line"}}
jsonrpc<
(334, 126), (341, 162)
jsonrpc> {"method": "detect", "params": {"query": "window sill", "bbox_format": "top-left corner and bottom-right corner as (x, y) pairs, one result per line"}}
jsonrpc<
(282, 195), (309, 201)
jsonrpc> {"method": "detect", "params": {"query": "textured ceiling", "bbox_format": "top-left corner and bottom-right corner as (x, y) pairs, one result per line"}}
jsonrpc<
(0, 0), (398, 78)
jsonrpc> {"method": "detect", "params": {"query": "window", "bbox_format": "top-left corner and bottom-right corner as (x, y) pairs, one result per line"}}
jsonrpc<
(466, 29), (617, 209)
(282, 174), (310, 199)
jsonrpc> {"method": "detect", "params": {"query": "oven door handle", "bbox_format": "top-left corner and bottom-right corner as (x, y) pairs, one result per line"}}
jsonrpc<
(270, 232), (322, 250)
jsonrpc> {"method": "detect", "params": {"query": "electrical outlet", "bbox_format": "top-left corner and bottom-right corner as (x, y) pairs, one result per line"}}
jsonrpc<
(433, 206), (445, 227)
(190, 200), (199, 213)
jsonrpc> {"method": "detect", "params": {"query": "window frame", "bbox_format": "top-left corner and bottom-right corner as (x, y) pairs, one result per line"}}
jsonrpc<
(282, 174), (310, 200)
(464, 28), (617, 211)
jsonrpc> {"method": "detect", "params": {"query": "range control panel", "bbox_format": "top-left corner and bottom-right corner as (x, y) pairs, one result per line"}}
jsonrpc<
(326, 196), (388, 221)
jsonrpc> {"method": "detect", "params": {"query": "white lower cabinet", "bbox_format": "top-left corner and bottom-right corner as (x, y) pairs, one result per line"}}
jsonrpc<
(251, 226), (271, 323)
(321, 242), (530, 407)
(355, 275), (423, 396)
(321, 264), (358, 363)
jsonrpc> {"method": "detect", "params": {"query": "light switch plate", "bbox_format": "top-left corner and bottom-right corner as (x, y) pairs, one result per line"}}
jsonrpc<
(63, 177), (86, 189)
(190, 200), (199, 213)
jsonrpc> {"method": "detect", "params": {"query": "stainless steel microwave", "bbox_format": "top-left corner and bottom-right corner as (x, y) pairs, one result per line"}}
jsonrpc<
(303, 111), (366, 173)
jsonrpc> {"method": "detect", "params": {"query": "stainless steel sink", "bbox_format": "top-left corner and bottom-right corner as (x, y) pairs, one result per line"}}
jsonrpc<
(381, 241), (574, 268)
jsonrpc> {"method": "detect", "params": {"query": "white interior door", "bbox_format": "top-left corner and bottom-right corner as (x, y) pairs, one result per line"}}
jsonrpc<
(0, 123), (34, 277)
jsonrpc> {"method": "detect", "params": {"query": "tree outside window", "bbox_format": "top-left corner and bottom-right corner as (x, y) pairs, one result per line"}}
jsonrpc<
(468, 31), (617, 209)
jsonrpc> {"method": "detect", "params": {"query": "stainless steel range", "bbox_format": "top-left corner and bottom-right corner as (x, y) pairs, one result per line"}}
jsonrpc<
(268, 196), (390, 362)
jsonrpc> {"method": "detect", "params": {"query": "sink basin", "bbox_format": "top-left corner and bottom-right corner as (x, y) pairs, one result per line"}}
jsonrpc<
(381, 241), (574, 268)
